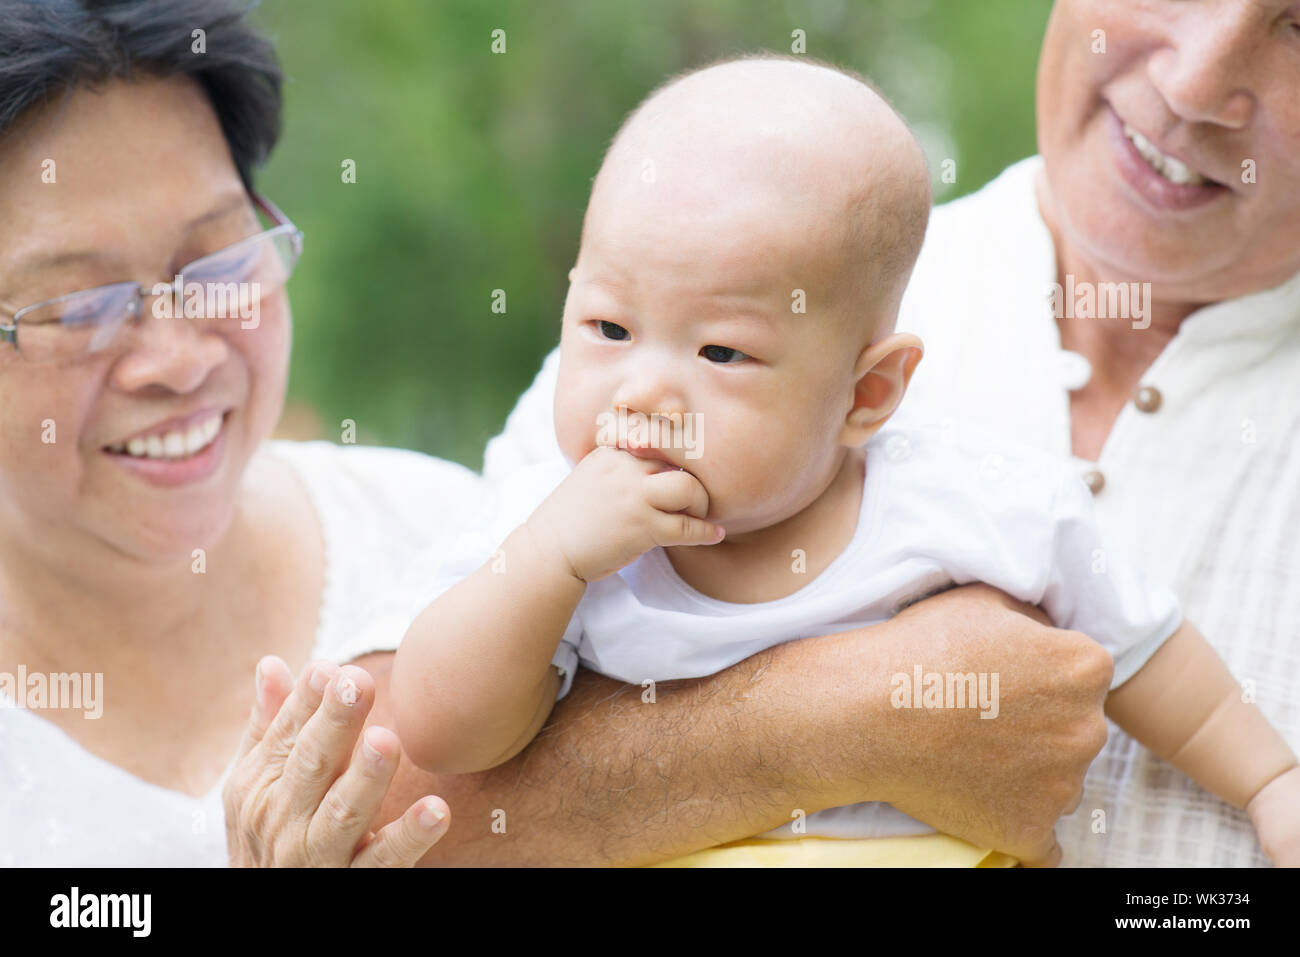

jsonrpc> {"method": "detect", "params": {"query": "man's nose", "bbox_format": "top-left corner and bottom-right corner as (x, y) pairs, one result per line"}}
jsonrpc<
(109, 299), (231, 395)
(1148, 9), (1258, 130)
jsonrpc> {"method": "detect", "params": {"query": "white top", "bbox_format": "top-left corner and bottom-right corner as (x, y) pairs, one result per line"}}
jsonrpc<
(481, 156), (1300, 865)
(437, 410), (1181, 838)
(0, 441), (483, 867)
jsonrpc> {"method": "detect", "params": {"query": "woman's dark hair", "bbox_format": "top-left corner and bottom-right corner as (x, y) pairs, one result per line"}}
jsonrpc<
(0, 0), (282, 191)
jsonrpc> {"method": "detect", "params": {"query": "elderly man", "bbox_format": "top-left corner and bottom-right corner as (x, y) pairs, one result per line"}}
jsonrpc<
(225, 0), (1298, 867)
(885, 0), (1300, 866)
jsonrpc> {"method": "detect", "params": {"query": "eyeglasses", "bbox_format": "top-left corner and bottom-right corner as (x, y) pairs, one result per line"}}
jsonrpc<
(0, 194), (303, 364)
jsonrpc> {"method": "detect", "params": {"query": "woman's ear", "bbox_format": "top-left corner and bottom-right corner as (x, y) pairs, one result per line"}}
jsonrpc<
(840, 332), (923, 446)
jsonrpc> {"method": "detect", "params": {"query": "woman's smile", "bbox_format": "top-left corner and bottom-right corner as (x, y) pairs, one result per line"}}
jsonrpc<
(101, 408), (232, 488)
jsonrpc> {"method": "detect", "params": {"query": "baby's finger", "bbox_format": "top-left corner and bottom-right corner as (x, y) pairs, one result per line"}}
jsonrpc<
(232, 655), (295, 762)
(281, 665), (375, 816)
(306, 724), (401, 855)
(643, 468), (709, 518)
(351, 796), (450, 868)
(652, 510), (726, 548)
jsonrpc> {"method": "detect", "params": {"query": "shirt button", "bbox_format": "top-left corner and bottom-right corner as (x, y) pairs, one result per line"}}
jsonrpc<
(1056, 351), (1092, 391)
(1082, 469), (1105, 495)
(1134, 385), (1162, 413)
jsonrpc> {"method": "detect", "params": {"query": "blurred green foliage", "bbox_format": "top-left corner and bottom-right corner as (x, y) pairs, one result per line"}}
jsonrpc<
(255, 0), (1052, 468)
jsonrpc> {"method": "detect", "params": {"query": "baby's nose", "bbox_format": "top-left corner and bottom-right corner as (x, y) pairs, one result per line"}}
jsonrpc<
(613, 374), (688, 422)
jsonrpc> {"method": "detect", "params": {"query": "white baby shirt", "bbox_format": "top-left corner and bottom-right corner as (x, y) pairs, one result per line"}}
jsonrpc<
(418, 409), (1183, 839)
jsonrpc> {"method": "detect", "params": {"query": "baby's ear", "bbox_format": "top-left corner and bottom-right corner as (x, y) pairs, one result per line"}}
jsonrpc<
(840, 332), (923, 446)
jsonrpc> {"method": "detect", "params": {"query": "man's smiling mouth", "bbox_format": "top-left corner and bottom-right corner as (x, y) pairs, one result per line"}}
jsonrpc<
(1121, 121), (1216, 187)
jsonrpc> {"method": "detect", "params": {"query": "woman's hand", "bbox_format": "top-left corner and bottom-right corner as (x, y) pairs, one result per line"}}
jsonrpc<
(223, 655), (451, 866)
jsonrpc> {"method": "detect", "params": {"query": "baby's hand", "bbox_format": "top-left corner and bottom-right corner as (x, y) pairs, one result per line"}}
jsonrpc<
(525, 446), (725, 583)
(1247, 765), (1300, 867)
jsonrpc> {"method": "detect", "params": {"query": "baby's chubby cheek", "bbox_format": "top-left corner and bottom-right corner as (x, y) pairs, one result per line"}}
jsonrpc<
(553, 406), (596, 469)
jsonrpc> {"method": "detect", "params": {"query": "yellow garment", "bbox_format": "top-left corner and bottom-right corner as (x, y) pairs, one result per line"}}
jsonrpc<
(650, 832), (1018, 868)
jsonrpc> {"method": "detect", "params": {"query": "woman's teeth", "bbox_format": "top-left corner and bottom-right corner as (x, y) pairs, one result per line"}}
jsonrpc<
(109, 413), (224, 460)
(1123, 122), (1207, 186)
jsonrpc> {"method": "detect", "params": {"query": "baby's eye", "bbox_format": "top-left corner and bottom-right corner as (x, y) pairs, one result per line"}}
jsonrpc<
(597, 320), (630, 341)
(700, 344), (750, 364)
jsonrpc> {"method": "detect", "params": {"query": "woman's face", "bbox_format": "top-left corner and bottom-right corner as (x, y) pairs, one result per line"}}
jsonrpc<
(0, 76), (291, 563)
(1037, 0), (1300, 301)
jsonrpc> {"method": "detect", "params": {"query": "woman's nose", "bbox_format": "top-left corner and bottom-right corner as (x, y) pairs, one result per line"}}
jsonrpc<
(108, 300), (231, 395)
(1148, 10), (1258, 130)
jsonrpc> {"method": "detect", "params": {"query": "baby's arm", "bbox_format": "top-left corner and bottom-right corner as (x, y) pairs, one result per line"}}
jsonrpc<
(393, 521), (583, 774)
(1105, 619), (1300, 864)
(392, 447), (724, 775)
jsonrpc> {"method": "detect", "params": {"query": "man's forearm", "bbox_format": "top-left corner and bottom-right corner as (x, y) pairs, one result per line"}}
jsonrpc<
(350, 583), (1114, 866)
(355, 635), (875, 866)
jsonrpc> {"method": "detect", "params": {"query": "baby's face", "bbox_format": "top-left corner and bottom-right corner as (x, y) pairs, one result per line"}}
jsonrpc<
(554, 182), (876, 536)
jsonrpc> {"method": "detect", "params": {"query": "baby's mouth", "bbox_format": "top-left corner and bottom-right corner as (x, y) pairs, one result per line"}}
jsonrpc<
(617, 442), (680, 469)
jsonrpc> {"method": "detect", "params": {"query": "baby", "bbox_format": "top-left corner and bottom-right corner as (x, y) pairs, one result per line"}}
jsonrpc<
(391, 56), (1299, 865)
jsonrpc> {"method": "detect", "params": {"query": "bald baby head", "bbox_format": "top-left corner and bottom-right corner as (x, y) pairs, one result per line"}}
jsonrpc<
(581, 54), (932, 342)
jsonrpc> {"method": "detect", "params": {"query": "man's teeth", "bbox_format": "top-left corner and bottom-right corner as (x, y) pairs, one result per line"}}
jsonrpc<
(1123, 122), (1207, 186)
(110, 413), (223, 460)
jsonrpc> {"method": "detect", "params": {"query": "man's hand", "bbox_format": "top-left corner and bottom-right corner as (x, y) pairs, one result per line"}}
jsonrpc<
(855, 584), (1113, 866)
(525, 445), (725, 583)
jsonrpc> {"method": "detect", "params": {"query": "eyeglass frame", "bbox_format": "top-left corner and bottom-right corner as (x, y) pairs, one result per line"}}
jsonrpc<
(0, 193), (304, 360)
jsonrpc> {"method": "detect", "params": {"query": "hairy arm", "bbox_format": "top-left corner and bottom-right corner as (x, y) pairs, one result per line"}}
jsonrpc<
(355, 584), (1112, 866)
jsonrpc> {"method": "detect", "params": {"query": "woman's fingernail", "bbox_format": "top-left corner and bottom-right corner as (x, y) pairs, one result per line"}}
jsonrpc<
(361, 728), (384, 765)
(419, 803), (446, 830)
(309, 665), (329, 694)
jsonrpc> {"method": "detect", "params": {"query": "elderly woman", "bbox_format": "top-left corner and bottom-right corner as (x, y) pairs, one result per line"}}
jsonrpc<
(1, 0), (1113, 868)
(225, 0), (1299, 867)
(0, 0), (484, 865)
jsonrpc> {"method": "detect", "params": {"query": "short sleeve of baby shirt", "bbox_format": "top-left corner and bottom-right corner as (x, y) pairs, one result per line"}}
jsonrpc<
(1039, 468), (1184, 689)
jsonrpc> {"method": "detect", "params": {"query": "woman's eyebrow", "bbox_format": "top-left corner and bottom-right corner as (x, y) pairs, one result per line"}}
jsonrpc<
(11, 193), (252, 277)
(182, 191), (251, 230)
(13, 248), (106, 275)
